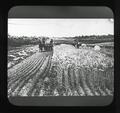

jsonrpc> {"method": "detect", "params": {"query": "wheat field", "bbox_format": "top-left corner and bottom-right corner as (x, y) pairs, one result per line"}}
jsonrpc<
(8, 44), (114, 97)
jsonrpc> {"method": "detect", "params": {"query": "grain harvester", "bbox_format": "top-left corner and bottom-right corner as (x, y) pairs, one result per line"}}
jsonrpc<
(39, 38), (53, 52)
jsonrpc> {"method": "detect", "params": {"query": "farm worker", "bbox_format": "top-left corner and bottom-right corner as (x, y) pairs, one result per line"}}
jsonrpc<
(74, 40), (78, 48)
(42, 38), (46, 51)
(50, 39), (53, 51)
(78, 42), (81, 45)
(39, 40), (42, 52)
(75, 40), (79, 48)
(77, 42), (80, 48)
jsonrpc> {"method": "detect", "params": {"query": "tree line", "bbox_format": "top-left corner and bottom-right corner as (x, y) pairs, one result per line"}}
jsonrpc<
(8, 34), (114, 47)
(8, 34), (49, 47)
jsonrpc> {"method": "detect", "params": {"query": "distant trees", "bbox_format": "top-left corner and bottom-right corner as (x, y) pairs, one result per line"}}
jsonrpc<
(8, 34), (49, 47)
(8, 34), (114, 47)
(74, 35), (114, 44)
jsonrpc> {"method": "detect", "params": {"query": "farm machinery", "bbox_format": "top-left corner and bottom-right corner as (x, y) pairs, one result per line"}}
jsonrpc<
(39, 38), (53, 52)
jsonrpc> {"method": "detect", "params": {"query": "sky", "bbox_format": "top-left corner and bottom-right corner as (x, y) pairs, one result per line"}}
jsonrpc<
(8, 19), (114, 37)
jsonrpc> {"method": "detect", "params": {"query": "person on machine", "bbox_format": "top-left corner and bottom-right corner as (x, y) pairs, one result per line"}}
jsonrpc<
(50, 39), (53, 51)
(42, 38), (46, 51)
(39, 40), (42, 52)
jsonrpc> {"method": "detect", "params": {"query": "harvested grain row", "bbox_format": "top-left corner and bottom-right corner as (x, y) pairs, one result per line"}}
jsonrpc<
(73, 68), (85, 96)
(15, 56), (46, 96)
(8, 55), (44, 94)
(8, 54), (46, 96)
(8, 56), (45, 96)
(30, 55), (51, 96)
(8, 52), (40, 76)
(27, 55), (51, 96)
(8, 53), (45, 87)
(78, 68), (94, 96)
(34, 55), (52, 96)
(8, 53), (42, 82)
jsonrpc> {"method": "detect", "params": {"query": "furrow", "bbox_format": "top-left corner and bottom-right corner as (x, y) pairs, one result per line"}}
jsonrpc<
(8, 55), (45, 96)
(8, 53), (39, 76)
(27, 56), (50, 96)
(8, 53), (41, 79)
(8, 53), (44, 86)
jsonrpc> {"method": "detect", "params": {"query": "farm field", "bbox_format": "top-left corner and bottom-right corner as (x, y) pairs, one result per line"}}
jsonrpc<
(8, 43), (114, 97)
(87, 42), (114, 48)
(8, 45), (39, 69)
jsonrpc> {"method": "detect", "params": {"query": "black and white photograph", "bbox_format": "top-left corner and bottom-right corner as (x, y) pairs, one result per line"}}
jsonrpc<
(7, 18), (114, 97)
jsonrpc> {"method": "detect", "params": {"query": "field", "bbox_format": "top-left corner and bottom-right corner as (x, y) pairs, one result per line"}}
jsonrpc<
(7, 45), (39, 69)
(8, 42), (114, 97)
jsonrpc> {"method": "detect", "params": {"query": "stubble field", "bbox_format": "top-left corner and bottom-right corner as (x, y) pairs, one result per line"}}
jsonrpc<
(8, 43), (114, 97)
